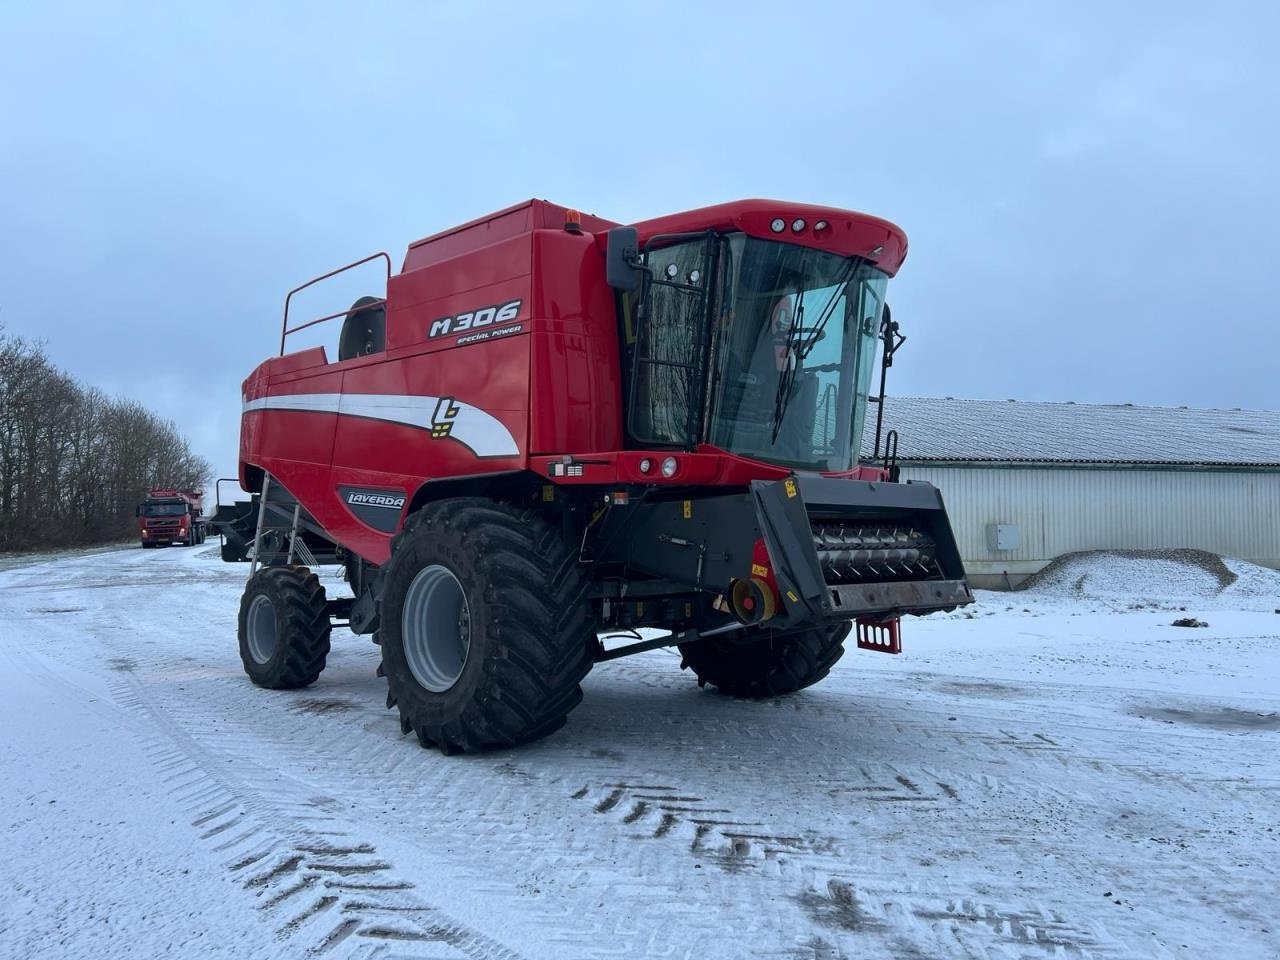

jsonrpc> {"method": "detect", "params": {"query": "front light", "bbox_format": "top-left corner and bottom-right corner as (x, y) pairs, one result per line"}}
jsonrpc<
(661, 456), (678, 478)
(638, 458), (653, 474)
(770, 218), (785, 233)
(791, 218), (806, 233)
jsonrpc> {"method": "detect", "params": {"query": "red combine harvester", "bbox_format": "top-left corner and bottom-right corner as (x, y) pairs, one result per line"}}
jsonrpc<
(137, 488), (208, 547)
(213, 199), (972, 752)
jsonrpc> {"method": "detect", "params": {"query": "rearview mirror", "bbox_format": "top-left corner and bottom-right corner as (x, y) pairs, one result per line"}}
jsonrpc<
(880, 303), (904, 367)
(605, 226), (642, 292)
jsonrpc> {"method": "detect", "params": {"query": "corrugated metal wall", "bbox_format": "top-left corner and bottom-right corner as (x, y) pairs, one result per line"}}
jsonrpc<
(900, 466), (1280, 580)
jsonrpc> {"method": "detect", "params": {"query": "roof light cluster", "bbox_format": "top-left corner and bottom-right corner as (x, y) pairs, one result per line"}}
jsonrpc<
(770, 216), (831, 238)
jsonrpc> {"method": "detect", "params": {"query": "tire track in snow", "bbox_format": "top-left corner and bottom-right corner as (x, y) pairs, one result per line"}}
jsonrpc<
(169, 673), (781, 957)
(7, 548), (669, 960)
(105, 666), (528, 960)
(565, 779), (1122, 959)
(9, 549), (1278, 959)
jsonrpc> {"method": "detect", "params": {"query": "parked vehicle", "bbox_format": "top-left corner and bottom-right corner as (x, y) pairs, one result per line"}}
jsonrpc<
(213, 199), (972, 752)
(138, 488), (207, 547)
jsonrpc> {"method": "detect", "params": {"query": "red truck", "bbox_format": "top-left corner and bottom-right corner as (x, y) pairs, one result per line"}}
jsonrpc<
(137, 488), (208, 547)
(213, 199), (972, 752)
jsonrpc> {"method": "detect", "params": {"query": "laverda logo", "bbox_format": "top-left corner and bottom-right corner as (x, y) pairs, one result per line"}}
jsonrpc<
(346, 492), (405, 510)
(428, 299), (522, 339)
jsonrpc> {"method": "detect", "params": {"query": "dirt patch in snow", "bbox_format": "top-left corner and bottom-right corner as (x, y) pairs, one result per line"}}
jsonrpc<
(933, 679), (1033, 699)
(1133, 706), (1280, 731)
(793, 879), (877, 932)
(290, 697), (360, 715)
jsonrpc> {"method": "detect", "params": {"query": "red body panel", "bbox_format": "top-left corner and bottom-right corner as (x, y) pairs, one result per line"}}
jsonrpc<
(240, 199), (906, 564)
(147, 488), (204, 511)
(624, 199), (908, 277)
(403, 199), (618, 273)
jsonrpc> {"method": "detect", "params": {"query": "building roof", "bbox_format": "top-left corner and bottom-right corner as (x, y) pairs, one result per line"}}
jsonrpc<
(861, 397), (1280, 468)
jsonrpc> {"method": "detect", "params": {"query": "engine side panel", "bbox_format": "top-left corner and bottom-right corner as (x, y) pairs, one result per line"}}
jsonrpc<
(527, 229), (622, 454)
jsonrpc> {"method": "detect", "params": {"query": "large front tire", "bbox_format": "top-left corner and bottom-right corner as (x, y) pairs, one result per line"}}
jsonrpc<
(378, 499), (594, 753)
(237, 566), (331, 689)
(678, 621), (851, 698)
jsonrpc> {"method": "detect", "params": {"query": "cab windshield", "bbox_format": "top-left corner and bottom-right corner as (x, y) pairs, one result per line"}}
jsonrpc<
(708, 235), (886, 471)
(143, 503), (187, 517)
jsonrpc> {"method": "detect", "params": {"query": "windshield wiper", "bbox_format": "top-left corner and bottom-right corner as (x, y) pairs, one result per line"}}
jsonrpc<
(769, 283), (804, 444)
(769, 258), (858, 443)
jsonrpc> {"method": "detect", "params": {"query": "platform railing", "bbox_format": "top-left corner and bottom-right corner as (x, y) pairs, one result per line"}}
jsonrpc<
(280, 251), (391, 355)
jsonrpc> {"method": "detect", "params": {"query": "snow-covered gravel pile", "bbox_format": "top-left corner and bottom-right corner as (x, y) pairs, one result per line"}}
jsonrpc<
(1, 546), (1277, 959)
(1016, 548), (1280, 605)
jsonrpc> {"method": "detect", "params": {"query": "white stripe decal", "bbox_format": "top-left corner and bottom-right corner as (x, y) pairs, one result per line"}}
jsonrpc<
(243, 393), (520, 458)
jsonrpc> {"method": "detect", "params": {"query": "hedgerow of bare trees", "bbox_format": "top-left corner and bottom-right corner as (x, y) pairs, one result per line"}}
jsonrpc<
(0, 328), (210, 551)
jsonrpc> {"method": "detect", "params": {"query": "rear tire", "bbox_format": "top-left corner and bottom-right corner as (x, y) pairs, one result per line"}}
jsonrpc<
(378, 499), (594, 753)
(678, 621), (851, 698)
(237, 566), (331, 689)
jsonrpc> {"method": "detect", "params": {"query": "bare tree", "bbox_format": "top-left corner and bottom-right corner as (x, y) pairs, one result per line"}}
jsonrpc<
(0, 328), (211, 551)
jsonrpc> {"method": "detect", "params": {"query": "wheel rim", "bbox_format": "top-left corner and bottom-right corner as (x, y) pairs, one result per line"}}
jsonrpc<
(246, 593), (277, 664)
(401, 564), (471, 693)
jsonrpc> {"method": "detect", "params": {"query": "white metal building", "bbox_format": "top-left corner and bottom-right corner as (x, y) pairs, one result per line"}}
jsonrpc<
(863, 398), (1280, 588)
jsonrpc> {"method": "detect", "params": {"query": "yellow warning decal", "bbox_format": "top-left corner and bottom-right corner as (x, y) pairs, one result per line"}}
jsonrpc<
(541, 485), (555, 502)
(751, 563), (768, 578)
(786, 590), (799, 603)
(784, 479), (797, 498)
(682, 500), (692, 519)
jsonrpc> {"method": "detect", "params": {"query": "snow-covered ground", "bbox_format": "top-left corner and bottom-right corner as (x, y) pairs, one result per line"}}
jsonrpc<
(1, 546), (1277, 960)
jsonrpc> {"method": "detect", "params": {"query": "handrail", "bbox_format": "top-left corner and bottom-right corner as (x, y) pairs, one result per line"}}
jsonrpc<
(215, 477), (242, 513)
(280, 251), (392, 355)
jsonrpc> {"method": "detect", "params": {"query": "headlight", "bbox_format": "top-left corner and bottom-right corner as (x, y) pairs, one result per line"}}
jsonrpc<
(770, 218), (785, 233)
(638, 458), (653, 474)
(661, 456), (678, 478)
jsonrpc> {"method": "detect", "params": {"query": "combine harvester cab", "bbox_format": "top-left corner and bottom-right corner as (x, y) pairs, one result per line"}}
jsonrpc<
(214, 199), (971, 752)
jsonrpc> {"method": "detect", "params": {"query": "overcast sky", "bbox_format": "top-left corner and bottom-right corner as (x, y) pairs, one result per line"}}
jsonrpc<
(2, 2), (1277, 478)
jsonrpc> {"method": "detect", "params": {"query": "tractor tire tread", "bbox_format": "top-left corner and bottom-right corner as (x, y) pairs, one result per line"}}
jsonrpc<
(237, 566), (331, 689)
(677, 621), (851, 699)
(380, 498), (593, 753)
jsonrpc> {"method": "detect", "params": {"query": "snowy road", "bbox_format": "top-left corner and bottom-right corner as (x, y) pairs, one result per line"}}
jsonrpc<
(1, 546), (1277, 959)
